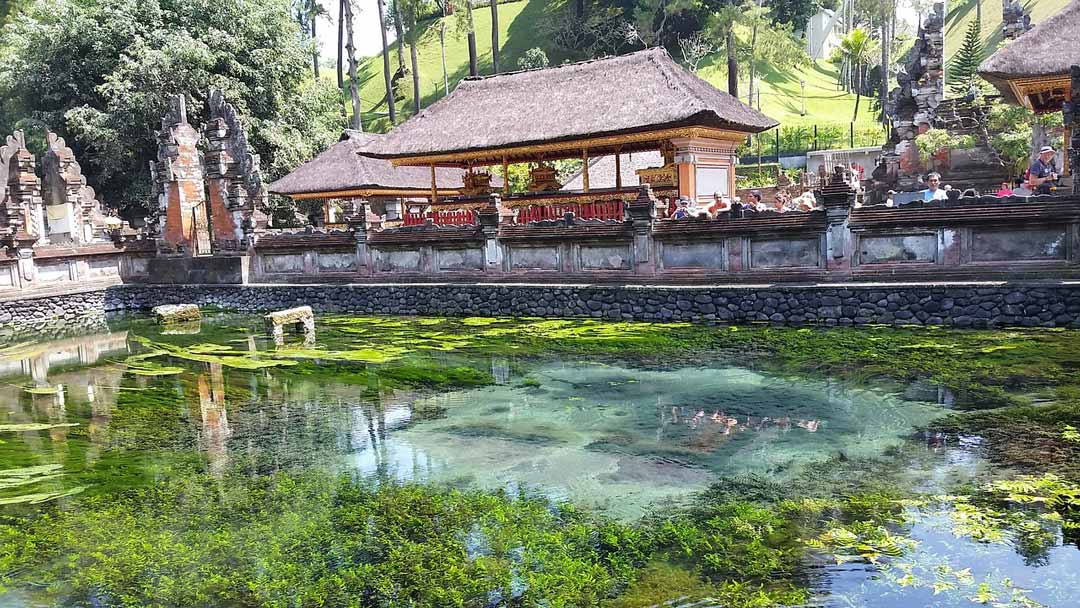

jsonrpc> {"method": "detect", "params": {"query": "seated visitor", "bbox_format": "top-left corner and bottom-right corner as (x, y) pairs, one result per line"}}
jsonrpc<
(922, 172), (947, 201)
(1027, 146), (1059, 194)
(996, 182), (1013, 197)
(671, 197), (693, 219)
(747, 190), (769, 212)
(706, 194), (731, 215)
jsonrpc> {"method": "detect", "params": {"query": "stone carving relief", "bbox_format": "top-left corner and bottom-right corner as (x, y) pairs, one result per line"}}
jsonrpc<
(42, 131), (107, 244)
(885, 3), (944, 180)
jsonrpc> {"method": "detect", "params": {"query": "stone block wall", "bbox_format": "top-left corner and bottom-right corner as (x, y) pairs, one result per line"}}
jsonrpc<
(102, 282), (1080, 329)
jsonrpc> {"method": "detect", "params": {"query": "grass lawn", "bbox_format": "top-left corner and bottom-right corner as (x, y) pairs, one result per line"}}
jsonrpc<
(352, 0), (884, 133)
(945, 0), (1071, 95)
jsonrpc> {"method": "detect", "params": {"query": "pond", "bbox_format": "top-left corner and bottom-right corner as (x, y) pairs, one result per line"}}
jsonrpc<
(0, 314), (1078, 607)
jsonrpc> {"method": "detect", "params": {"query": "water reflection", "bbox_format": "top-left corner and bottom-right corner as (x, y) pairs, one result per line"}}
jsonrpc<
(0, 319), (1077, 607)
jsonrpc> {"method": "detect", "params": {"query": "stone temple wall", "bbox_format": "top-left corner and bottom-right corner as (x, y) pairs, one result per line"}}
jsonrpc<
(1, 282), (1077, 331)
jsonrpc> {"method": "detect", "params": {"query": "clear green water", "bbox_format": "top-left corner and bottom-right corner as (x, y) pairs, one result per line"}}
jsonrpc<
(0, 314), (1076, 607)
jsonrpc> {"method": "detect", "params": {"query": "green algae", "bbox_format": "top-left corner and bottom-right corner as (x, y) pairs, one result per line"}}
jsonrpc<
(0, 423), (77, 432)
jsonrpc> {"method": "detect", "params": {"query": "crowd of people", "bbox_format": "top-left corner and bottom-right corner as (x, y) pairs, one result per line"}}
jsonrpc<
(665, 189), (822, 220)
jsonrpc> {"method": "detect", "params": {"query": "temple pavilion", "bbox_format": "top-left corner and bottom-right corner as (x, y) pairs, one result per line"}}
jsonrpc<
(364, 48), (777, 225)
(978, 0), (1080, 175)
(268, 130), (471, 227)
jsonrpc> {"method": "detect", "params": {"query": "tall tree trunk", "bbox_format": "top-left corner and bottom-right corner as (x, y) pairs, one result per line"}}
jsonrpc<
(312, 17), (320, 78)
(439, 9), (449, 96)
(393, 0), (406, 77)
(880, 13), (889, 127)
(575, 0), (584, 18)
(466, 1), (478, 76)
(490, 0), (500, 74)
(377, 0), (397, 124)
(976, 0), (982, 28)
(337, 0), (345, 89)
(726, 28), (738, 98)
(342, 0), (363, 131)
(853, 92), (861, 123)
(337, 0), (348, 120)
(747, 22), (758, 107)
(409, 4), (421, 114)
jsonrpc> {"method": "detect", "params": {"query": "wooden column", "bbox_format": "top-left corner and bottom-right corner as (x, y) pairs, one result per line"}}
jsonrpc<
(615, 152), (622, 189)
(430, 165), (437, 205)
(502, 157), (509, 195)
(582, 149), (590, 193)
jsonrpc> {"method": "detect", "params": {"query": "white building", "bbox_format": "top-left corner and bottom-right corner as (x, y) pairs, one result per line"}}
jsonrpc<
(806, 9), (843, 61)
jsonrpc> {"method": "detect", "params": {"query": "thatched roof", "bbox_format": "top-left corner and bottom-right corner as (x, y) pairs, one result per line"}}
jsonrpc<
(979, 0), (1080, 103)
(268, 131), (466, 197)
(365, 48), (777, 162)
(561, 151), (665, 190)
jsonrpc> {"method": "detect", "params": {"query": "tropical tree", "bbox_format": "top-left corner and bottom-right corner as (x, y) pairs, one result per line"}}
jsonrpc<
(705, 2), (744, 97)
(949, 20), (984, 98)
(397, 0), (427, 113)
(0, 0), (343, 218)
(454, 0), (478, 77)
(341, 0), (363, 130)
(293, 0), (327, 78)
(376, 0), (397, 124)
(839, 27), (876, 121)
(435, 0), (452, 95)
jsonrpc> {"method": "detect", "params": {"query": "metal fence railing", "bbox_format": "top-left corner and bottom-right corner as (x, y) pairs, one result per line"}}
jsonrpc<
(739, 122), (887, 161)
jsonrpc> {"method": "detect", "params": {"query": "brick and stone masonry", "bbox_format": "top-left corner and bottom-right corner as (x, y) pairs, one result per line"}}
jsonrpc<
(1, 282), (1078, 331)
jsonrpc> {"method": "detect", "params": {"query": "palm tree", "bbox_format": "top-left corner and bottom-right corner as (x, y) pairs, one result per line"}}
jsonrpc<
(840, 28), (875, 122)
(376, 0), (397, 124)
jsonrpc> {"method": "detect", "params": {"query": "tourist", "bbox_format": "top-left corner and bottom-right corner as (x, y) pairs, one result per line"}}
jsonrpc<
(671, 197), (692, 219)
(748, 190), (766, 211)
(922, 172), (947, 201)
(996, 182), (1013, 197)
(1028, 146), (1058, 194)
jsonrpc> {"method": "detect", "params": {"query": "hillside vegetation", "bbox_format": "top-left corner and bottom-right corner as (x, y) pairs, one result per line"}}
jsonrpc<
(354, 0), (878, 132)
(944, 0), (1072, 92)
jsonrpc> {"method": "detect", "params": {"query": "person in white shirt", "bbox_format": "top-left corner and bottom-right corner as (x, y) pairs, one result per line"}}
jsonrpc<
(922, 172), (948, 201)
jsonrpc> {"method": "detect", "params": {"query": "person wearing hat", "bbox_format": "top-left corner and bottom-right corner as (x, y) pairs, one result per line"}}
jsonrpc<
(1028, 146), (1059, 194)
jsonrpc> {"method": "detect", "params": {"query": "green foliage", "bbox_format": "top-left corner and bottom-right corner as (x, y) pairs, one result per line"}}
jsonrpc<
(985, 99), (1064, 175)
(916, 128), (975, 162)
(948, 20), (983, 97)
(0, 472), (648, 606)
(0, 0), (342, 218)
(517, 46), (549, 70)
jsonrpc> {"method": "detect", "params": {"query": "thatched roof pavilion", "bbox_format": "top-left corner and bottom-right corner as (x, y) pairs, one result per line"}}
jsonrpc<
(364, 48), (776, 208)
(978, 0), (1080, 113)
(268, 131), (465, 200)
(365, 48), (775, 166)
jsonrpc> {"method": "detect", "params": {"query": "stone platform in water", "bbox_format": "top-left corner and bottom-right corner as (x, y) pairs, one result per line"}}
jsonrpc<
(151, 303), (201, 324)
(264, 305), (315, 346)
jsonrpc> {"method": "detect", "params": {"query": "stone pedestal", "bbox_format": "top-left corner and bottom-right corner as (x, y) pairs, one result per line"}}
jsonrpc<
(344, 198), (371, 275)
(627, 185), (658, 275)
(478, 194), (503, 270)
(151, 95), (210, 255)
(820, 166), (855, 271)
